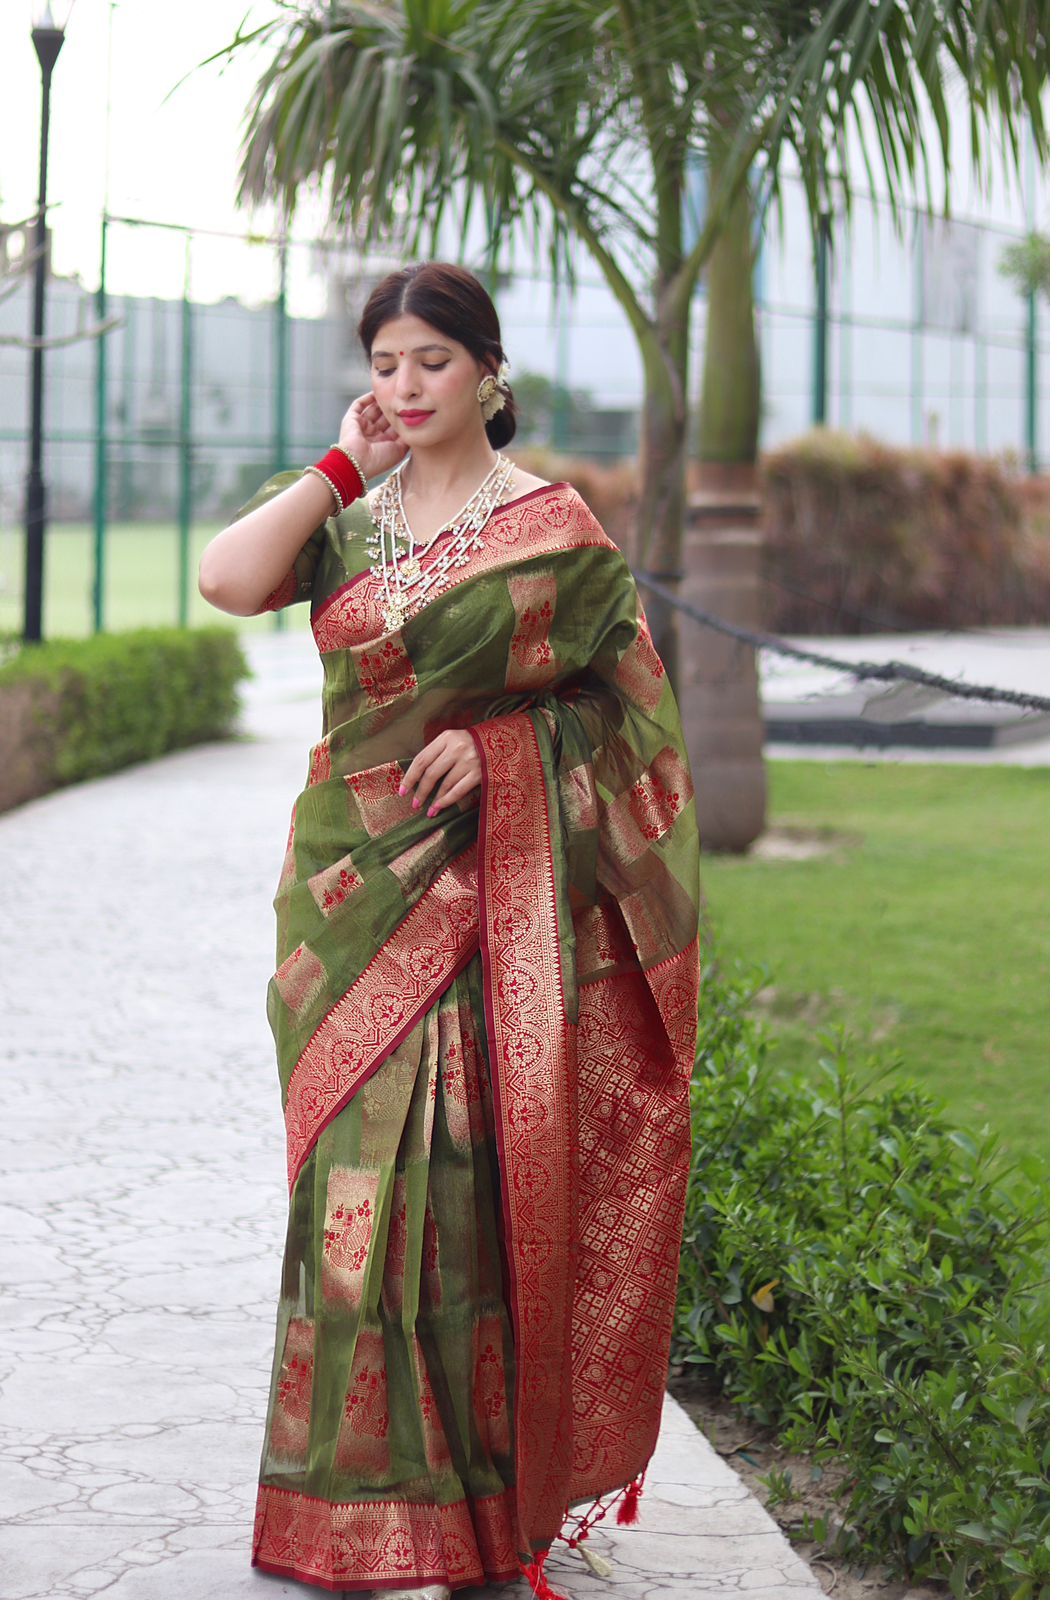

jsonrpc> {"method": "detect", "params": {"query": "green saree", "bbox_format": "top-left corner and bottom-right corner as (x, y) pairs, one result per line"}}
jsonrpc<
(236, 472), (702, 1596)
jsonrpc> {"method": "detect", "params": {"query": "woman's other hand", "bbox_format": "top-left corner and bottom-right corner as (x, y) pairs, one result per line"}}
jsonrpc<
(340, 392), (408, 480)
(399, 729), (481, 817)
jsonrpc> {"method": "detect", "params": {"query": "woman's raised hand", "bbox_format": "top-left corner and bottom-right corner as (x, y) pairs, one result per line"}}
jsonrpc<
(339, 392), (408, 481)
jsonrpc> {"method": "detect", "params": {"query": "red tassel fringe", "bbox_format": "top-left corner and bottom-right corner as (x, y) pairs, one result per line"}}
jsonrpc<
(615, 1473), (643, 1525)
(518, 1549), (572, 1600)
(517, 1469), (648, 1597)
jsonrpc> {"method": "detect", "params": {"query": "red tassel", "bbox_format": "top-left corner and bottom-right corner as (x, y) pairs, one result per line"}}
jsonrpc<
(518, 1549), (572, 1600)
(615, 1472), (644, 1526)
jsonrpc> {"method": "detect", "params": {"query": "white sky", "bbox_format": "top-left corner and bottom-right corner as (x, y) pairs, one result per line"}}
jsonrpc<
(0, 0), (337, 306)
(1, 3), (1044, 340)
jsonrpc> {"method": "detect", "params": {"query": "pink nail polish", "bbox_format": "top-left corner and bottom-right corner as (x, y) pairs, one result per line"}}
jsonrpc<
(397, 784), (406, 796)
(411, 797), (420, 810)
(427, 806), (437, 817)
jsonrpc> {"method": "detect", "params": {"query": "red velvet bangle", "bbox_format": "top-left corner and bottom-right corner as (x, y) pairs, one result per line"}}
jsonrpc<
(311, 446), (364, 510)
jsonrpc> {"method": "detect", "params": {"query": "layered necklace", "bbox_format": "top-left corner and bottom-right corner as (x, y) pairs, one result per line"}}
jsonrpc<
(366, 452), (517, 631)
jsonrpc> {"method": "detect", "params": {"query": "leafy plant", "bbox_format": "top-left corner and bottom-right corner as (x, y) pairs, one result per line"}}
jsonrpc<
(999, 233), (1050, 304)
(676, 951), (1050, 1595)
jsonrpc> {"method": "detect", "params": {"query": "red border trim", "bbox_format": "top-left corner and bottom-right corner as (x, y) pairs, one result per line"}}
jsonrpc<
(282, 846), (480, 1192)
(312, 480), (578, 630)
(469, 713), (575, 1555)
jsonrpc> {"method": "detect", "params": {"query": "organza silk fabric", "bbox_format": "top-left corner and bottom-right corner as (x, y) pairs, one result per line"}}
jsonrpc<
(234, 473), (703, 1594)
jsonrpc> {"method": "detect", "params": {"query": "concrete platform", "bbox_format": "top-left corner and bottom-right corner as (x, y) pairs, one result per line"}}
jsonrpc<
(759, 625), (1050, 758)
(0, 632), (823, 1600)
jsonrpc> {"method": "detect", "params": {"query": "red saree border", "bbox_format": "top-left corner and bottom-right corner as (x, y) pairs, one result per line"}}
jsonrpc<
(469, 713), (576, 1556)
(252, 1479), (522, 1593)
(314, 483), (570, 625)
(283, 844), (480, 1193)
(312, 482), (615, 652)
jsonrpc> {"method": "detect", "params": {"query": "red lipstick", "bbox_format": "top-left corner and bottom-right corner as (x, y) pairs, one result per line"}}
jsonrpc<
(398, 410), (434, 427)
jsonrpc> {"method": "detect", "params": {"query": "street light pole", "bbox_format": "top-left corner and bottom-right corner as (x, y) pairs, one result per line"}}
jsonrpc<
(23, 10), (68, 644)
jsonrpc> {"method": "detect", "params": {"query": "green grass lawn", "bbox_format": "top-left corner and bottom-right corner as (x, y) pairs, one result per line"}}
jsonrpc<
(0, 522), (314, 638)
(700, 758), (1050, 1173)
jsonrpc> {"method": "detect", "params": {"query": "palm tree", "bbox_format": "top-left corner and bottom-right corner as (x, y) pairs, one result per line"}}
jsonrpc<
(694, 3), (1050, 483)
(202, 0), (1047, 685)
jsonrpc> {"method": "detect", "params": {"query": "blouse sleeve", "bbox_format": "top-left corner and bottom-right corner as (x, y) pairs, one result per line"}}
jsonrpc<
(227, 468), (331, 613)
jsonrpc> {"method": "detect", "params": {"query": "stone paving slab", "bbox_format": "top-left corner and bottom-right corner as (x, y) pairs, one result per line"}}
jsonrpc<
(0, 632), (823, 1600)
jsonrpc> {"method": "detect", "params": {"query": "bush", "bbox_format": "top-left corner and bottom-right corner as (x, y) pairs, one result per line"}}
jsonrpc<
(0, 626), (250, 811)
(761, 429), (1050, 633)
(677, 953), (1050, 1597)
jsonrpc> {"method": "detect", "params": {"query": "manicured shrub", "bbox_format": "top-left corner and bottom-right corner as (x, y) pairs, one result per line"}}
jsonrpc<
(761, 429), (1050, 633)
(677, 953), (1050, 1597)
(0, 626), (250, 810)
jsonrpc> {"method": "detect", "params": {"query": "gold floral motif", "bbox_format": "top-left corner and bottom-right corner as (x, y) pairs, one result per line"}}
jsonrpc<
(506, 572), (558, 690)
(602, 745), (694, 864)
(268, 1315), (315, 1465)
(345, 759), (417, 838)
(322, 1165), (381, 1311)
(472, 1309), (512, 1460)
(613, 609), (666, 714)
(272, 942), (327, 1020)
(410, 1333), (453, 1474)
(334, 1326), (391, 1478)
(352, 632), (419, 708)
(307, 851), (364, 918)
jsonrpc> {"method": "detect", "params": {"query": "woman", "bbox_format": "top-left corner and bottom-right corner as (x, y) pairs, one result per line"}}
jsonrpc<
(198, 262), (701, 1600)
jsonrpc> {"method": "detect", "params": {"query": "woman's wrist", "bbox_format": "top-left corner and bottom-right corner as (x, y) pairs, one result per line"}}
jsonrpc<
(302, 444), (367, 516)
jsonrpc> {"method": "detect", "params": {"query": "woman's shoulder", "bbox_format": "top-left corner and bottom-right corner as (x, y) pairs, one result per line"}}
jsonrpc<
(505, 466), (554, 500)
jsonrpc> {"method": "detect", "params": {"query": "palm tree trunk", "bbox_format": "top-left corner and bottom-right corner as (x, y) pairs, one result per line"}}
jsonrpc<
(686, 153), (767, 852)
(634, 310), (689, 685)
(697, 159), (760, 474)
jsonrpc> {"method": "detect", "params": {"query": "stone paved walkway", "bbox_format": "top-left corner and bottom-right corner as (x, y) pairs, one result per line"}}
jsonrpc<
(0, 630), (824, 1600)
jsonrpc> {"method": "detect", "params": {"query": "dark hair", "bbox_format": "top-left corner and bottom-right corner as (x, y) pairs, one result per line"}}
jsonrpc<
(357, 262), (517, 449)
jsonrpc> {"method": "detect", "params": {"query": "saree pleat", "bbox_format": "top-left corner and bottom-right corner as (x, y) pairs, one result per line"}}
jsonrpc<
(254, 953), (524, 1591)
(238, 474), (702, 1596)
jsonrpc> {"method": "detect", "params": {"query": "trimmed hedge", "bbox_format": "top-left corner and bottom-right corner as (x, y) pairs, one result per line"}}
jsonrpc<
(676, 952), (1050, 1598)
(0, 626), (250, 811)
(761, 429), (1050, 633)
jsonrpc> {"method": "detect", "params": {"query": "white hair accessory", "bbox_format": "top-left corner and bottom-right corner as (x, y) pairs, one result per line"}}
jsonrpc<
(477, 358), (511, 421)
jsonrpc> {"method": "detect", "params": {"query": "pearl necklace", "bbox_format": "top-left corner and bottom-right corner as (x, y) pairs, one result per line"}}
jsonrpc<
(365, 453), (517, 631)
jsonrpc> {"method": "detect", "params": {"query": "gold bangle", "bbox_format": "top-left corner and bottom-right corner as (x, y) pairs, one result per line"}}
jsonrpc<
(302, 464), (343, 515)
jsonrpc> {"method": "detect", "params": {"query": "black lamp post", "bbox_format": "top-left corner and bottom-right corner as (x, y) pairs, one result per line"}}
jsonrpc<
(23, 3), (73, 644)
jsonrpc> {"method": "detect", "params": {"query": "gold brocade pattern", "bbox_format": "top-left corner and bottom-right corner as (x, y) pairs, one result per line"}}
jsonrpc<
(252, 1480), (522, 1591)
(506, 572), (558, 689)
(242, 474), (702, 1595)
(345, 760), (417, 839)
(311, 485), (614, 655)
(322, 1165), (380, 1310)
(335, 1327), (392, 1478)
(273, 942), (328, 1020)
(470, 714), (576, 1549)
(281, 848), (480, 1190)
(308, 852), (364, 918)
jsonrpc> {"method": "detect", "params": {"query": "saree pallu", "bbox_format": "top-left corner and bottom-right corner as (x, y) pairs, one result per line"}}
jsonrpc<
(236, 474), (702, 1596)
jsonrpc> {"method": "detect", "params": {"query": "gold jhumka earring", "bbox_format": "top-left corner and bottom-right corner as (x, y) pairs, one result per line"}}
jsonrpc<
(477, 359), (511, 420)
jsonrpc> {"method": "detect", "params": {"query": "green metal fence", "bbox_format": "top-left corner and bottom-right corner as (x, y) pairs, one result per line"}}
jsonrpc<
(0, 176), (1046, 640)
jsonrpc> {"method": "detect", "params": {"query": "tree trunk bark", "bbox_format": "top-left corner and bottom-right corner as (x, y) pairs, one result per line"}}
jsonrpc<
(634, 317), (689, 687)
(697, 157), (760, 472)
(685, 157), (767, 852)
